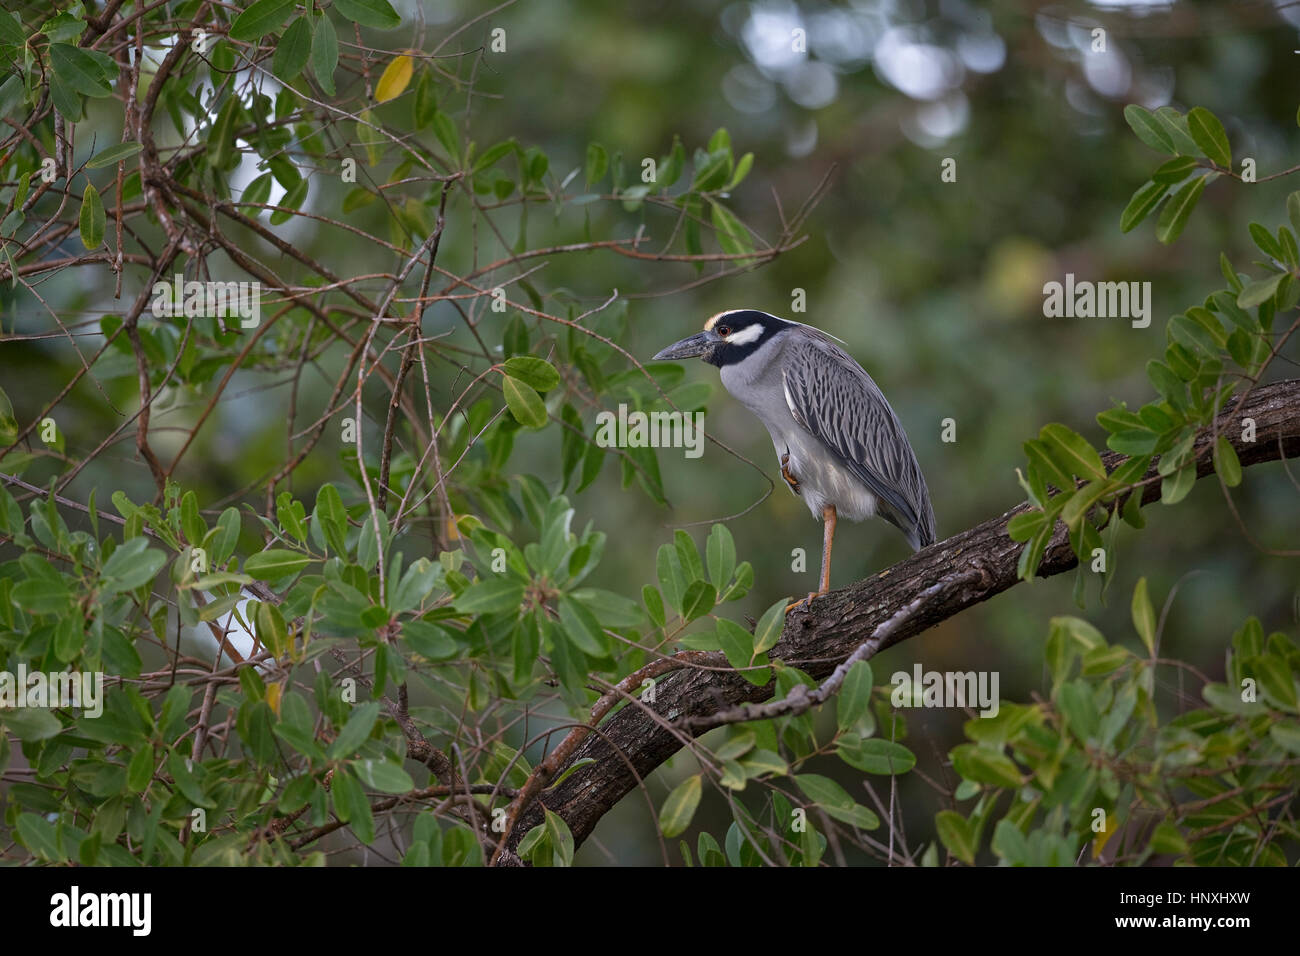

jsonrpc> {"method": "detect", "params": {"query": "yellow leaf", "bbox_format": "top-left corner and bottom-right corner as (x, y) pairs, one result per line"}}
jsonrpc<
(375, 54), (413, 103)
(266, 681), (283, 716)
(1092, 810), (1118, 858)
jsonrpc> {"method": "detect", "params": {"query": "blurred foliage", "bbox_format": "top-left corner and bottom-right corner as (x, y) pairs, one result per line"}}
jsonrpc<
(0, 0), (1297, 866)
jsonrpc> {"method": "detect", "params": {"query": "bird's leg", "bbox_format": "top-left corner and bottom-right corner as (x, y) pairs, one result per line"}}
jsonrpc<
(818, 503), (837, 595)
(787, 504), (837, 613)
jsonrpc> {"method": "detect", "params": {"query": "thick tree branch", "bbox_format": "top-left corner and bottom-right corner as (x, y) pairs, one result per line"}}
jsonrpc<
(499, 378), (1300, 862)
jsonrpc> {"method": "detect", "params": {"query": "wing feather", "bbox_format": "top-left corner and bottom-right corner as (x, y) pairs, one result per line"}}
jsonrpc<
(781, 333), (937, 547)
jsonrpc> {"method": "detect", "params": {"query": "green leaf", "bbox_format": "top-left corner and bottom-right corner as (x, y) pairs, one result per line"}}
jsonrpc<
(543, 808), (575, 866)
(951, 743), (1022, 788)
(1123, 104), (1175, 154)
(412, 69), (436, 127)
(0, 11), (22, 49)
(0, 75), (25, 123)
(454, 577), (524, 615)
(312, 484), (348, 557)
(1060, 478), (1112, 531)
(656, 543), (685, 614)
(356, 107), (383, 166)
(402, 619), (458, 660)
(674, 529), (705, 583)
(237, 171), (271, 210)
(705, 524), (736, 592)
(502, 376), (547, 428)
(101, 537), (166, 594)
(692, 149), (730, 192)
(836, 660), (874, 733)
(1187, 107), (1231, 168)
(331, 769), (375, 842)
(1213, 435), (1241, 488)
(1249, 222), (1283, 261)
(642, 585), (665, 627)
(79, 182), (104, 250)
(341, 187), (376, 214)
(557, 595), (609, 657)
(729, 152), (753, 189)
(353, 758), (414, 793)
(1119, 180), (1167, 233)
(49, 43), (113, 97)
(328, 701), (381, 759)
(255, 601), (290, 657)
(1153, 107), (1203, 156)
(1150, 821), (1189, 856)
(1288, 193), (1300, 239)
(837, 737), (916, 775)
(1039, 423), (1106, 481)
(244, 548), (312, 580)
(16, 813), (64, 862)
(229, 0), (295, 42)
(1007, 509), (1046, 543)
(714, 618), (751, 665)
(934, 811), (977, 864)
(49, 70), (83, 121)
(708, 198), (755, 265)
(502, 356), (560, 392)
(991, 819), (1029, 864)
(1170, 311), (1223, 355)
(751, 597), (787, 655)
(1024, 438), (1074, 492)
(1, 707), (62, 740)
(585, 142), (608, 187)
(87, 142), (144, 169)
(1131, 577), (1156, 656)
(269, 176), (308, 226)
(207, 96), (243, 172)
(794, 773), (853, 811)
(1249, 654), (1298, 710)
(209, 507), (241, 565)
(1269, 721), (1300, 756)
(1155, 174), (1208, 245)
(311, 13), (338, 96)
(1159, 462), (1195, 505)
(659, 774), (702, 838)
(127, 744), (155, 793)
(679, 579), (717, 621)
(474, 142), (517, 177)
(1150, 156), (1199, 185)
(333, 0), (401, 30)
(432, 111), (460, 165)
(1237, 274), (1282, 309)
(272, 16), (313, 81)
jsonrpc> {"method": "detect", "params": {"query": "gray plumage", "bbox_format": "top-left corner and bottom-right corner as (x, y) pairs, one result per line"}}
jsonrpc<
(652, 310), (937, 572)
(721, 323), (936, 550)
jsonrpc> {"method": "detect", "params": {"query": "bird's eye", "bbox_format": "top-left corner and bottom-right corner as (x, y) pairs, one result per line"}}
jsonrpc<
(717, 325), (731, 336)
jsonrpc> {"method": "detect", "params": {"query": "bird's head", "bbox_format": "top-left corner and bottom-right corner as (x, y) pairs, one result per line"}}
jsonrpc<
(651, 309), (790, 367)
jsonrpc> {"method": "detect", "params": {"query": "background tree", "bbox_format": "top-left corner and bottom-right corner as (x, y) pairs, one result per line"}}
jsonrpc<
(0, 0), (1297, 866)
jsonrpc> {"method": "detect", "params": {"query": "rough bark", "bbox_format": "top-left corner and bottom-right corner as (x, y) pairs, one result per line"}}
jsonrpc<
(503, 378), (1300, 859)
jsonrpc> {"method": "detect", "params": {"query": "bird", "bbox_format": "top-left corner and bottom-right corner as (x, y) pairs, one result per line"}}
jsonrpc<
(652, 309), (936, 609)
(166, 586), (278, 672)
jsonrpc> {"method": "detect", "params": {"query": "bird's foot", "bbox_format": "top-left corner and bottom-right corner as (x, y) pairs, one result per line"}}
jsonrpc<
(785, 589), (824, 614)
(780, 453), (800, 492)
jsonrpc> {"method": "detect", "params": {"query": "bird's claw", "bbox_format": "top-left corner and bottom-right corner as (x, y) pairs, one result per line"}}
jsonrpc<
(785, 590), (822, 613)
(780, 455), (800, 493)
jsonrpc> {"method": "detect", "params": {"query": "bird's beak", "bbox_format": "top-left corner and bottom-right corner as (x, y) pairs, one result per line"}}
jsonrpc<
(652, 332), (712, 361)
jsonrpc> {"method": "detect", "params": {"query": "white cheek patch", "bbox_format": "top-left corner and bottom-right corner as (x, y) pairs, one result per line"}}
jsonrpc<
(726, 323), (764, 346)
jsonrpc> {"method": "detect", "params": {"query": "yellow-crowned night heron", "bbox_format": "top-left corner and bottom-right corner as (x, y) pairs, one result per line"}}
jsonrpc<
(653, 309), (937, 608)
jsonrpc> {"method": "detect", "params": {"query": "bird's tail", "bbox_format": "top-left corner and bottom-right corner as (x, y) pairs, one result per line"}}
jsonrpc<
(895, 499), (937, 551)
